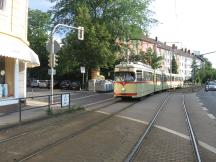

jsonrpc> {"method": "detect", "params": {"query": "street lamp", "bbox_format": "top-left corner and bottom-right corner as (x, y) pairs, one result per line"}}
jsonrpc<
(49, 24), (84, 104)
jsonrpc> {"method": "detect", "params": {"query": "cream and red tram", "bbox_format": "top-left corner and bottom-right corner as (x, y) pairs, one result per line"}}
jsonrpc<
(114, 62), (183, 98)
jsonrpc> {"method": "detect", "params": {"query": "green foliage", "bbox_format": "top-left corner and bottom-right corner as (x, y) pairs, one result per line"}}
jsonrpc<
(140, 48), (162, 70)
(191, 58), (216, 84)
(28, 9), (51, 79)
(48, 0), (155, 77)
(171, 55), (178, 74)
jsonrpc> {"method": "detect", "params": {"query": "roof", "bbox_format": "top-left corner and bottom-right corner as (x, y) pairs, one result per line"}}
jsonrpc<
(0, 34), (40, 67)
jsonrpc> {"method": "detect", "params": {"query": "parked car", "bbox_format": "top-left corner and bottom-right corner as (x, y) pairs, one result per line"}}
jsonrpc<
(31, 80), (40, 88)
(47, 80), (60, 89)
(38, 80), (49, 88)
(60, 80), (71, 89)
(205, 81), (216, 91)
(69, 81), (81, 90)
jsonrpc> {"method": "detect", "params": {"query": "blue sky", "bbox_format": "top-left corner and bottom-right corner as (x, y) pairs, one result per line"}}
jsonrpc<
(29, 0), (216, 68)
(29, 0), (52, 12)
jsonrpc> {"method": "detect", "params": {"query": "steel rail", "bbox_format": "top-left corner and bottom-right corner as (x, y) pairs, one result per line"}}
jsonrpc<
(182, 95), (202, 162)
(15, 101), (139, 162)
(0, 98), (119, 144)
(124, 93), (171, 162)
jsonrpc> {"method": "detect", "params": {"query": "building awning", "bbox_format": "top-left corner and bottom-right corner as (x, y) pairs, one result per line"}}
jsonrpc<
(0, 34), (40, 67)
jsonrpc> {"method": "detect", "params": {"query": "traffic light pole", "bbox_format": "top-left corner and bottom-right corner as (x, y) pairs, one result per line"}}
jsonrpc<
(49, 24), (84, 106)
(50, 35), (54, 104)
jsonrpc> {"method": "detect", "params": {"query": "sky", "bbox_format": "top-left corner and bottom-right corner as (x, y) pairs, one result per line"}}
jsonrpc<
(150, 0), (216, 68)
(29, 0), (216, 68)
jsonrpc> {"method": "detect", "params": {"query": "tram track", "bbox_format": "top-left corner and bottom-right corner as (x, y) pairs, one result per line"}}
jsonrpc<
(13, 100), (139, 162)
(182, 95), (202, 162)
(124, 93), (202, 162)
(124, 93), (171, 162)
(0, 97), (119, 145)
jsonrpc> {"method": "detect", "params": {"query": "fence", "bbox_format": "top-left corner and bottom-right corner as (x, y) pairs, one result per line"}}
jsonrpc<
(0, 93), (71, 127)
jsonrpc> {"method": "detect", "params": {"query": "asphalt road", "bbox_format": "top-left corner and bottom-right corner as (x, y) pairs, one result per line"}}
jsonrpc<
(196, 88), (216, 117)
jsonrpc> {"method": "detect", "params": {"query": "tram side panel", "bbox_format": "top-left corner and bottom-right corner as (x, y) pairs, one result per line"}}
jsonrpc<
(114, 82), (138, 98)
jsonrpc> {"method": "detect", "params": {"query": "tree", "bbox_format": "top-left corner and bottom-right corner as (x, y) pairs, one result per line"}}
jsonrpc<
(171, 55), (178, 74)
(28, 9), (51, 79)
(140, 48), (162, 69)
(49, 0), (155, 78)
(195, 58), (216, 83)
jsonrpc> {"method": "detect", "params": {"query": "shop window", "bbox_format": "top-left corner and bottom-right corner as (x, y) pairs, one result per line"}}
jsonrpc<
(0, 0), (4, 10)
(0, 57), (5, 84)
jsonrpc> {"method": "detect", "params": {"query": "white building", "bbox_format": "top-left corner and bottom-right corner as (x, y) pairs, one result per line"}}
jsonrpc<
(130, 36), (202, 80)
(0, 0), (40, 107)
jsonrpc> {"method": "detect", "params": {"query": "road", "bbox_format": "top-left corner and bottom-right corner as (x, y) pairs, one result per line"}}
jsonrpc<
(196, 88), (216, 118)
(0, 90), (215, 161)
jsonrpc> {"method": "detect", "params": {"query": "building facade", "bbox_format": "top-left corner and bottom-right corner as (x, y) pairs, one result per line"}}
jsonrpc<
(0, 0), (40, 107)
(129, 36), (202, 80)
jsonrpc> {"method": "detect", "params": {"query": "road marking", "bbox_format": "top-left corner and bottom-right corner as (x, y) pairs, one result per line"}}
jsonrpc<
(71, 94), (99, 100)
(95, 111), (216, 155)
(84, 98), (115, 107)
(202, 107), (208, 111)
(96, 111), (111, 115)
(208, 114), (216, 120)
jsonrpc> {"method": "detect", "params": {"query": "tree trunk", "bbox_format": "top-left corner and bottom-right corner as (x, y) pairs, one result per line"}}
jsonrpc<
(91, 68), (100, 79)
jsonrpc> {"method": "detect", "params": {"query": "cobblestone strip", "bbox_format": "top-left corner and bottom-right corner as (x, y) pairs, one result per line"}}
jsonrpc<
(21, 117), (147, 162)
(134, 127), (195, 162)
(132, 94), (195, 162)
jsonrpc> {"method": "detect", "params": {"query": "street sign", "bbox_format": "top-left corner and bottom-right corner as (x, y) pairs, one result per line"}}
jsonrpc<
(46, 40), (61, 54)
(80, 66), (85, 73)
(48, 69), (56, 75)
(61, 94), (70, 107)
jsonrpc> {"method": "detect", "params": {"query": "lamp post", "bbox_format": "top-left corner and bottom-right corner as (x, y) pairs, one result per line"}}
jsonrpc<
(49, 24), (84, 104)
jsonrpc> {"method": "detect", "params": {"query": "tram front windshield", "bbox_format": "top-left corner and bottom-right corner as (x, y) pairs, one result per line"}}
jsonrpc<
(114, 72), (135, 82)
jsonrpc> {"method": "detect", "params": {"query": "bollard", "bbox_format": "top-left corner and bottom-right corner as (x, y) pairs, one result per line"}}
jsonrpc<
(48, 95), (51, 110)
(69, 93), (71, 109)
(19, 98), (22, 123)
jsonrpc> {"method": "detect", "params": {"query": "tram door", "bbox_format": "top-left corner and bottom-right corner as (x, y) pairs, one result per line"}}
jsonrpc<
(136, 70), (143, 96)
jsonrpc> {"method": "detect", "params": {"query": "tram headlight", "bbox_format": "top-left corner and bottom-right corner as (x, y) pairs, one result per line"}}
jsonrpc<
(121, 87), (126, 92)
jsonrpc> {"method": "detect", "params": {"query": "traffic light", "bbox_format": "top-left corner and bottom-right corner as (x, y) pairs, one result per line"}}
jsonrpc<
(48, 54), (53, 67)
(53, 54), (59, 67)
(78, 26), (84, 40)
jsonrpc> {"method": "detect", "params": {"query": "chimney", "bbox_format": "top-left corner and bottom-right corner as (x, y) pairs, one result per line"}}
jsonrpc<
(155, 36), (158, 42)
(172, 44), (175, 49)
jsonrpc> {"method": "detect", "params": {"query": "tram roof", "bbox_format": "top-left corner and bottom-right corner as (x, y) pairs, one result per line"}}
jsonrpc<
(115, 62), (152, 69)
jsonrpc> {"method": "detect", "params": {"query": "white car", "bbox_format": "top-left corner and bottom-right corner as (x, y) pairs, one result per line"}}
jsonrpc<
(205, 81), (216, 91)
(38, 80), (48, 88)
(31, 80), (40, 87)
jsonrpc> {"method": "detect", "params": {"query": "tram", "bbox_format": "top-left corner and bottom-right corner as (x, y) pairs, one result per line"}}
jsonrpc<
(114, 62), (183, 98)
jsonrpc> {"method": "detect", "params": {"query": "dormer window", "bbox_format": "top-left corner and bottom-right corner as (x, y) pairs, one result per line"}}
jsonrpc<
(0, 0), (4, 10)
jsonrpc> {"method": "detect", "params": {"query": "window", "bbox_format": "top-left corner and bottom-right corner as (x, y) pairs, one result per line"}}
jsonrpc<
(0, 57), (5, 84)
(156, 74), (161, 82)
(0, 0), (4, 10)
(136, 70), (142, 81)
(143, 72), (153, 81)
(114, 72), (135, 82)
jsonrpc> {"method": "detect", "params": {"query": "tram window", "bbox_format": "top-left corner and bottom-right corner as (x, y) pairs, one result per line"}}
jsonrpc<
(150, 73), (153, 81)
(172, 76), (174, 81)
(143, 72), (152, 81)
(114, 72), (135, 82)
(136, 71), (142, 81)
(163, 75), (167, 82)
(156, 74), (161, 81)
